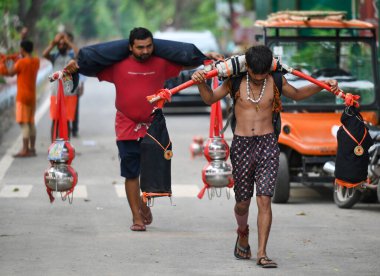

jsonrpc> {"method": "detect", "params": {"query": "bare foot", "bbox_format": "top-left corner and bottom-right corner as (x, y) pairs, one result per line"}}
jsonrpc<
(28, 149), (37, 157)
(13, 150), (31, 158)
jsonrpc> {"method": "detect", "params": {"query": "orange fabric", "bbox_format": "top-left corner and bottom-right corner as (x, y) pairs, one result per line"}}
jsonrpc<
(15, 101), (35, 123)
(278, 112), (378, 156)
(141, 192), (172, 203)
(50, 95), (78, 121)
(335, 178), (365, 188)
(14, 57), (40, 105)
(0, 62), (7, 75)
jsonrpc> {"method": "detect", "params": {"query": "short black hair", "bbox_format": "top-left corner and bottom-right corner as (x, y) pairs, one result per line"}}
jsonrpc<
(20, 40), (34, 53)
(129, 27), (153, 47)
(245, 45), (273, 74)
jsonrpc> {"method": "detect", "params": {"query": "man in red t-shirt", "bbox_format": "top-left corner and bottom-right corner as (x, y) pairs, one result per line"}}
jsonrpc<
(1, 40), (40, 157)
(66, 27), (222, 231)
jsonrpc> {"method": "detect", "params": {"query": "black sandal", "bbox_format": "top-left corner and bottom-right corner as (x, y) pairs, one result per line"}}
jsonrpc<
(257, 256), (278, 268)
(234, 225), (251, 260)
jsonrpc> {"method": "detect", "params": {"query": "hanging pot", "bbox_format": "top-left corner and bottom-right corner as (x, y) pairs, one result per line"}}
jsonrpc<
(48, 138), (75, 164)
(203, 137), (230, 162)
(190, 136), (204, 158)
(44, 164), (78, 192)
(202, 160), (233, 188)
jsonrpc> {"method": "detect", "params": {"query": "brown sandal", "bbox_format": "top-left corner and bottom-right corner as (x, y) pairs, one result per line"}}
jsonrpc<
(257, 256), (277, 268)
(234, 225), (251, 259)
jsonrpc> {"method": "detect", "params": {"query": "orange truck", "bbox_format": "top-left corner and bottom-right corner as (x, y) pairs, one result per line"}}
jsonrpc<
(253, 11), (380, 204)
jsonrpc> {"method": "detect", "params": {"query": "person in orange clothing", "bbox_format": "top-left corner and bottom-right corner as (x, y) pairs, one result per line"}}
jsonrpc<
(42, 32), (79, 141)
(0, 40), (40, 157)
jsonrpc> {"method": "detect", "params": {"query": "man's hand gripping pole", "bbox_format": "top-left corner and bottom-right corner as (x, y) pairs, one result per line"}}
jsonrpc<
(278, 63), (360, 108)
(146, 69), (219, 108)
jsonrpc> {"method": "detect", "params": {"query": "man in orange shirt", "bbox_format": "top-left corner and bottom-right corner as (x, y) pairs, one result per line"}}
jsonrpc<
(0, 40), (40, 157)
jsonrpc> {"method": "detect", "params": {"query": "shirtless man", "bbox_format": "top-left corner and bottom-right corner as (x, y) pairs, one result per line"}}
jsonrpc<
(192, 45), (339, 268)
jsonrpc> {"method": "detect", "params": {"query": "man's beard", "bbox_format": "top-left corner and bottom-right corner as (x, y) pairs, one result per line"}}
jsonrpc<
(134, 53), (151, 62)
(58, 48), (67, 55)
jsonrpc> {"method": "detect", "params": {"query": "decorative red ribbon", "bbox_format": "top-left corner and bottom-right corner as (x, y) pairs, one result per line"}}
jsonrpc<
(209, 76), (223, 138)
(53, 79), (69, 140)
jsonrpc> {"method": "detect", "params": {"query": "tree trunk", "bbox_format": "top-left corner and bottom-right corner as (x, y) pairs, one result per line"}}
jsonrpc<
(18, 0), (45, 44)
(173, 0), (185, 29)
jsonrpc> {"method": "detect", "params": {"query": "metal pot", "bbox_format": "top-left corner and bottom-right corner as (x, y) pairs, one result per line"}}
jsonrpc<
(190, 136), (204, 158)
(48, 138), (75, 164)
(44, 164), (78, 192)
(203, 137), (230, 161)
(202, 160), (233, 188)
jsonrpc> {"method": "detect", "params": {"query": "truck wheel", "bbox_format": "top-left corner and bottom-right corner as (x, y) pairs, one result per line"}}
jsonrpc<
(272, 152), (290, 203)
(333, 184), (361, 209)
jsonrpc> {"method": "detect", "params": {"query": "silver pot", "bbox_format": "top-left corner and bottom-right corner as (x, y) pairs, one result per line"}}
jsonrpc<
(202, 160), (233, 188)
(44, 164), (78, 192)
(47, 138), (75, 164)
(203, 137), (230, 161)
(190, 136), (204, 158)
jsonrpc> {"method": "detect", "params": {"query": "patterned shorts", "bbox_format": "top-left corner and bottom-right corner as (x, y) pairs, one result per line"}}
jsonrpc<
(230, 133), (280, 202)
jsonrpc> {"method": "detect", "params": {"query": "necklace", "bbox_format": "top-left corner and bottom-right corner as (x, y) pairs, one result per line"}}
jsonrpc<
(246, 72), (266, 111)
(146, 133), (173, 160)
(342, 125), (367, 156)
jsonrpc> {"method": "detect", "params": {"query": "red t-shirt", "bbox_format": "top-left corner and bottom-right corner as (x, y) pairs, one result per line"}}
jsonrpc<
(98, 56), (181, 140)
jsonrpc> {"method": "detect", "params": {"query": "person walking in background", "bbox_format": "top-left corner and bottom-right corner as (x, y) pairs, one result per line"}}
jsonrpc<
(65, 31), (85, 138)
(0, 40), (40, 157)
(192, 45), (339, 268)
(72, 74), (85, 137)
(65, 27), (223, 232)
(42, 32), (79, 141)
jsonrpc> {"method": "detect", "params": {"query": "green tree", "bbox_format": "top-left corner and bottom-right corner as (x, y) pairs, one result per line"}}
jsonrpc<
(1, 0), (224, 51)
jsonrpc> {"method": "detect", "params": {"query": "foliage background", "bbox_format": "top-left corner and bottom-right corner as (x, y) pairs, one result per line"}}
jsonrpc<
(0, 0), (221, 52)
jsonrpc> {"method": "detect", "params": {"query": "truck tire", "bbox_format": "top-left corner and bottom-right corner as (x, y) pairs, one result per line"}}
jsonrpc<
(333, 184), (361, 209)
(272, 152), (290, 203)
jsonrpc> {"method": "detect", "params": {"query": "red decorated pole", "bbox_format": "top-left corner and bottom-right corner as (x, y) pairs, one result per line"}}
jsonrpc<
(281, 64), (360, 107)
(146, 69), (218, 108)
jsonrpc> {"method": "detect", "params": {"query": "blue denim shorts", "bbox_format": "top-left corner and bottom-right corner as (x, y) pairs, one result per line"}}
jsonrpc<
(116, 140), (141, 179)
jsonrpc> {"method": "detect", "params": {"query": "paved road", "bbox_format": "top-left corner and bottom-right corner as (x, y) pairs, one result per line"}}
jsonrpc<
(0, 78), (379, 276)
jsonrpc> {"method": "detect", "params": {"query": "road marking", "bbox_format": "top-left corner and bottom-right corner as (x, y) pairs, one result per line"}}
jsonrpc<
(0, 185), (33, 198)
(0, 184), (233, 199)
(172, 184), (200, 198)
(0, 96), (50, 186)
(114, 184), (223, 198)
